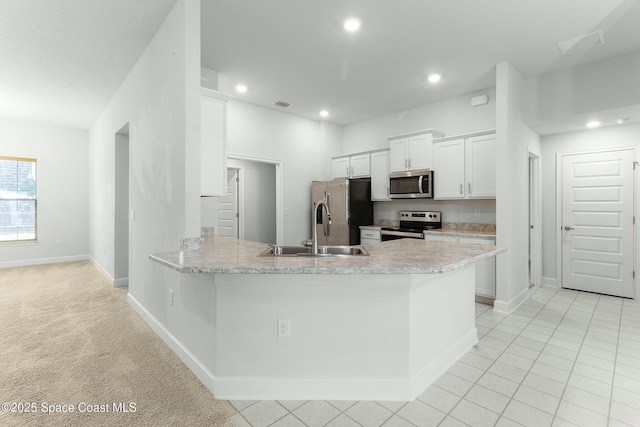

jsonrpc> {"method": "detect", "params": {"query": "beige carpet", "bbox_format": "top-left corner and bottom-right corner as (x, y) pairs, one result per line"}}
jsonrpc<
(0, 261), (237, 427)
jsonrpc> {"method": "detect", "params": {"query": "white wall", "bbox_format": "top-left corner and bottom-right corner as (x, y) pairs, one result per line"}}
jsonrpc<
(525, 50), (640, 125)
(226, 100), (342, 244)
(374, 199), (496, 225)
(88, 0), (220, 389)
(0, 119), (89, 267)
(540, 122), (640, 284)
(340, 88), (497, 224)
(495, 62), (541, 313)
(342, 88), (496, 154)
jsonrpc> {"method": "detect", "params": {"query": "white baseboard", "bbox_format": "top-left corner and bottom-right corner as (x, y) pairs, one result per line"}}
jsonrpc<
(214, 328), (478, 402)
(493, 287), (530, 314)
(408, 328), (478, 400)
(542, 277), (558, 288)
(126, 294), (218, 397)
(0, 254), (90, 269)
(88, 257), (114, 285)
(113, 277), (129, 288)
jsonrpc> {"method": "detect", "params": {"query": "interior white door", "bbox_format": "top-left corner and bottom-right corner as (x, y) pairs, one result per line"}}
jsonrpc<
(561, 149), (634, 297)
(217, 168), (238, 238)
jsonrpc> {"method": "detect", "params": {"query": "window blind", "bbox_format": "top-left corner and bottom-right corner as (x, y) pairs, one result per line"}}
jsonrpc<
(0, 156), (37, 242)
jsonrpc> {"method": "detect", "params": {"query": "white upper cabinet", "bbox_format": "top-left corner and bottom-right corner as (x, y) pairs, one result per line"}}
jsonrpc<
(350, 153), (371, 178)
(332, 157), (350, 178)
(201, 88), (232, 197)
(433, 139), (466, 199)
(432, 132), (496, 200)
(370, 150), (391, 201)
(388, 129), (444, 172)
(332, 153), (370, 179)
(466, 134), (497, 198)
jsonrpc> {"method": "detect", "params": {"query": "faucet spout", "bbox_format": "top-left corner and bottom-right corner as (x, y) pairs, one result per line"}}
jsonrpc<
(312, 200), (331, 255)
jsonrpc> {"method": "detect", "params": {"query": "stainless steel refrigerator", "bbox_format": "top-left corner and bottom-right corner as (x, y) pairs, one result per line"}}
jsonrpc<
(311, 178), (374, 246)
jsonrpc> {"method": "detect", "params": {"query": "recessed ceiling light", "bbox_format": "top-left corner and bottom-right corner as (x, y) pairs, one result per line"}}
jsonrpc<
(320, 110), (329, 118)
(343, 18), (361, 32)
(428, 74), (442, 83)
(235, 84), (247, 93)
(586, 121), (601, 128)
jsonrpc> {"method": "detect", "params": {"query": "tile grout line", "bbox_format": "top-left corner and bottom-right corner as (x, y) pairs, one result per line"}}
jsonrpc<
(439, 286), (564, 426)
(545, 291), (602, 425)
(486, 286), (577, 426)
(606, 298), (624, 427)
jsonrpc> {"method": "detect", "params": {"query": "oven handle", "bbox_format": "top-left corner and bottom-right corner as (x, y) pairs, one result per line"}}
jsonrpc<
(381, 230), (424, 239)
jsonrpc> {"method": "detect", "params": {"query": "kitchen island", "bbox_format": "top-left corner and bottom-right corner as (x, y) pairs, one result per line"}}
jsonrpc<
(147, 236), (504, 401)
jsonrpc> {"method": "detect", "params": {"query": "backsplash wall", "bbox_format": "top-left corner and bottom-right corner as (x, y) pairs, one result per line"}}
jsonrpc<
(374, 199), (496, 226)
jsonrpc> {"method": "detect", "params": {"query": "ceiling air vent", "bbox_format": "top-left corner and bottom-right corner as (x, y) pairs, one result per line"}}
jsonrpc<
(273, 100), (292, 108)
(558, 30), (605, 55)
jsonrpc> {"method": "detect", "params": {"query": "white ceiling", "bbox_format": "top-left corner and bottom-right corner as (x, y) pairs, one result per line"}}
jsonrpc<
(202, 0), (640, 128)
(0, 0), (176, 129)
(2, 0), (640, 131)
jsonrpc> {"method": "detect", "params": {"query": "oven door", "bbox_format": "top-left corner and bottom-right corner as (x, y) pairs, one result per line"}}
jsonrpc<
(389, 170), (433, 199)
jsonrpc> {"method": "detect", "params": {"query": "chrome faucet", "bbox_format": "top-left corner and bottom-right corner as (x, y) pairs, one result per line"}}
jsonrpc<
(312, 199), (331, 255)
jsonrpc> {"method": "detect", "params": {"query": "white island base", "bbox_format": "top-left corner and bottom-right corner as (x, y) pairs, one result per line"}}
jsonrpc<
(212, 266), (477, 402)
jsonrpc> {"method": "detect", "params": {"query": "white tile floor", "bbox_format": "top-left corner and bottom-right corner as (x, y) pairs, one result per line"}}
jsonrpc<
(226, 285), (640, 427)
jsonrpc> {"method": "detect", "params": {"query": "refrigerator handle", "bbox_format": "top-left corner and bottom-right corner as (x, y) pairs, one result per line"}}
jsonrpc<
(325, 192), (331, 236)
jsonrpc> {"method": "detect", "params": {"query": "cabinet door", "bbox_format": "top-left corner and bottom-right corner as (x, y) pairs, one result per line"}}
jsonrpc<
(201, 96), (226, 196)
(459, 237), (496, 297)
(407, 133), (432, 170)
(371, 150), (391, 201)
(466, 134), (496, 199)
(389, 138), (408, 172)
(332, 157), (350, 179)
(350, 153), (371, 178)
(433, 139), (465, 199)
(360, 229), (381, 244)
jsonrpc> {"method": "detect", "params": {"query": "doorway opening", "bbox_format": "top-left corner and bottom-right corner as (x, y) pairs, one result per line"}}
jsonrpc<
(200, 155), (284, 245)
(114, 123), (129, 288)
(217, 168), (239, 239)
(227, 157), (280, 244)
(528, 150), (542, 287)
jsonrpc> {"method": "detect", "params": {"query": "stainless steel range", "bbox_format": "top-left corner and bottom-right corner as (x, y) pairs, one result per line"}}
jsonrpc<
(380, 211), (442, 241)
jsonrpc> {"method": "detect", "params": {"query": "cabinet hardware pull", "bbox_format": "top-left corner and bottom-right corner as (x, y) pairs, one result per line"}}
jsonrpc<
(468, 183), (471, 194)
(459, 184), (463, 194)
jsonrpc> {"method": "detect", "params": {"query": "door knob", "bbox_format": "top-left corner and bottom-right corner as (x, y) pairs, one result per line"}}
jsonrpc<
(564, 226), (575, 231)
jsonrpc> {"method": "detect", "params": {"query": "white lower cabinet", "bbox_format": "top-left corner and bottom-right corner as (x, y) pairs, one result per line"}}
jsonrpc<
(424, 234), (496, 298)
(360, 228), (381, 245)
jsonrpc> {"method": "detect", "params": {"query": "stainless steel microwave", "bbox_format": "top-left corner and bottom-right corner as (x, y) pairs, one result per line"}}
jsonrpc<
(389, 170), (433, 199)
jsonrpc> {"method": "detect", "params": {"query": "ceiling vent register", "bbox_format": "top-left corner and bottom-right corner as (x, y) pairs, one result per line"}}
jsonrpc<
(558, 30), (605, 55)
(273, 100), (292, 108)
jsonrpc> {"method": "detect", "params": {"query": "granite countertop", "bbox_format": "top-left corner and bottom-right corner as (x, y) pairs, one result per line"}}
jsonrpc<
(360, 225), (382, 231)
(149, 236), (505, 275)
(423, 229), (496, 239)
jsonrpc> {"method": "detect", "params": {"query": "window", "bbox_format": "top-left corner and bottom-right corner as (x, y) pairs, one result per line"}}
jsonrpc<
(0, 156), (37, 242)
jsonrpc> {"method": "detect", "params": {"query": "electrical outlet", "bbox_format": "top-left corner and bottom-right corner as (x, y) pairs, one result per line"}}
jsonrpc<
(169, 290), (174, 306)
(277, 319), (290, 338)
(130, 210), (136, 221)
(474, 209), (481, 217)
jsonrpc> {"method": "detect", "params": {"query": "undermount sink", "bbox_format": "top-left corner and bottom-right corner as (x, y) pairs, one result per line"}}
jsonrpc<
(259, 245), (369, 257)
